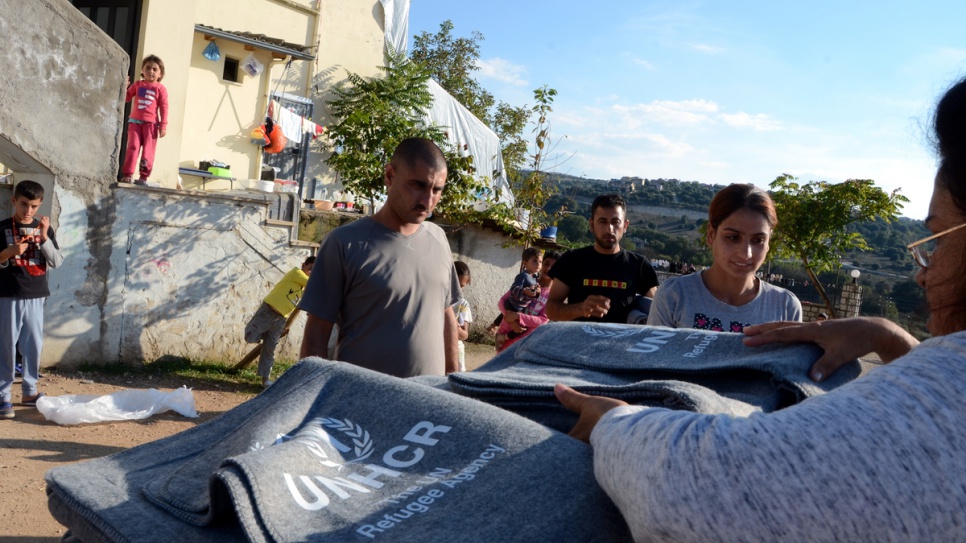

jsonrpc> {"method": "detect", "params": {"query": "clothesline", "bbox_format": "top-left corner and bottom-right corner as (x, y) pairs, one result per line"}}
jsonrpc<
(267, 98), (324, 144)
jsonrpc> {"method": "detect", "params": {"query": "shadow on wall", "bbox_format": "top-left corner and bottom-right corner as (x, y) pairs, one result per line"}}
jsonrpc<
(49, 186), (300, 367)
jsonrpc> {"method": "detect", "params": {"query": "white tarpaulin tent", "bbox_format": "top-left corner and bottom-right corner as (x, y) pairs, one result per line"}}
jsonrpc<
(379, 0), (514, 208)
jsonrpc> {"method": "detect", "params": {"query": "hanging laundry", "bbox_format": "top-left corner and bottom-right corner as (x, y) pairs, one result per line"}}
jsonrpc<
(301, 117), (325, 139)
(269, 98), (324, 142)
(275, 103), (304, 143)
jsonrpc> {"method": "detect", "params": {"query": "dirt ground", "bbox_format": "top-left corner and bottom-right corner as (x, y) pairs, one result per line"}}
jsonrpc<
(0, 343), (499, 542)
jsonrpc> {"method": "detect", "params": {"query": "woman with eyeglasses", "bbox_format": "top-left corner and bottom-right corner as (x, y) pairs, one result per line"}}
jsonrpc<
(553, 78), (966, 542)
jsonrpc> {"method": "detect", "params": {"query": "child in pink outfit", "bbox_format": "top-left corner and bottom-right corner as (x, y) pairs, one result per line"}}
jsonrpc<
(121, 55), (168, 185)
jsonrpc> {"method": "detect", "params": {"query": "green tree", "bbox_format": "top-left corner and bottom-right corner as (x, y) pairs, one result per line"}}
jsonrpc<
(769, 175), (909, 317)
(557, 212), (591, 245)
(322, 49), (486, 221)
(891, 279), (926, 314)
(410, 21), (493, 121)
(410, 21), (532, 174)
(489, 86), (562, 248)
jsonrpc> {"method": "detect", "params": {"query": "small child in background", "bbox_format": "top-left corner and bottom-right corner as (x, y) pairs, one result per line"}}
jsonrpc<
(244, 256), (315, 388)
(452, 261), (473, 372)
(0, 180), (64, 419)
(498, 247), (542, 337)
(121, 55), (168, 185)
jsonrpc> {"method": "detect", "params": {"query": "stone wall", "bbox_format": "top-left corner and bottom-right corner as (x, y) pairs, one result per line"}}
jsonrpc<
(107, 187), (313, 364)
(0, 0), (126, 366)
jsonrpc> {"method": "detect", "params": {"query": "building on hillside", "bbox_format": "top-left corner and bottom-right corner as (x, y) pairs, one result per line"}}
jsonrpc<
(607, 177), (643, 192)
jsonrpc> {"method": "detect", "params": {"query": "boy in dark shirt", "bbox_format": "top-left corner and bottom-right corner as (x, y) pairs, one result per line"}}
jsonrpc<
(0, 180), (63, 419)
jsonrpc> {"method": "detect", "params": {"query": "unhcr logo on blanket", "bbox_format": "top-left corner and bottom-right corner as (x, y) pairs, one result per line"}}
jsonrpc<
(296, 417), (376, 466)
(282, 419), (453, 511)
(580, 324), (678, 354)
(581, 324), (642, 340)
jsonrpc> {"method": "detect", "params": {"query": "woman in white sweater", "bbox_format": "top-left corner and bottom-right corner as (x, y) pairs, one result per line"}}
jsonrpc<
(556, 78), (966, 542)
(647, 183), (800, 332)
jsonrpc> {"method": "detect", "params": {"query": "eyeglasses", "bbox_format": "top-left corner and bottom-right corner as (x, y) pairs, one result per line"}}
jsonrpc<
(907, 222), (966, 268)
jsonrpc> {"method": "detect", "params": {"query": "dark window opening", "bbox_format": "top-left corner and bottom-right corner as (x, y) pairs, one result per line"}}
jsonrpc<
(223, 57), (239, 82)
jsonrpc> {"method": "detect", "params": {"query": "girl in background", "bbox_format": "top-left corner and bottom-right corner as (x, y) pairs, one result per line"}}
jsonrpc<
(647, 183), (800, 332)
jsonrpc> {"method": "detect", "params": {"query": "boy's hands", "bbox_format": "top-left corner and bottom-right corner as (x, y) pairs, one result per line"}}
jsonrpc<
(38, 216), (49, 242)
(159, 128), (166, 138)
(1, 239), (29, 261)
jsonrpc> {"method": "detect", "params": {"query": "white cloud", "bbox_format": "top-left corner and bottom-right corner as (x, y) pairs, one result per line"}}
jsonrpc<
(475, 57), (528, 87)
(539, 101), (911, 210)
(721, 112), (782, 131)
(691, 43), (725, 54)
(626, 54), (657, 71)
(614, 99), (720, 127)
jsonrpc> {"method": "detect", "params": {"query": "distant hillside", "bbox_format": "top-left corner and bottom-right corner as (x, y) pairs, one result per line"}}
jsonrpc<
(538, 173), (927, 278)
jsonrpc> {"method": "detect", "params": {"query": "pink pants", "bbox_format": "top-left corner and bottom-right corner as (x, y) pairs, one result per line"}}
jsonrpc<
(122, 121), (159, 180)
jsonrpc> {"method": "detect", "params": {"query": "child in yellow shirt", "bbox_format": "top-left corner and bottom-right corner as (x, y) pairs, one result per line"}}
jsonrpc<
(244, 257), (314, 387)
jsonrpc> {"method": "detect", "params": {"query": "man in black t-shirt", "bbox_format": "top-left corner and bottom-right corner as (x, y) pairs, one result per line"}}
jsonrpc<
(546, 194), (659, 324)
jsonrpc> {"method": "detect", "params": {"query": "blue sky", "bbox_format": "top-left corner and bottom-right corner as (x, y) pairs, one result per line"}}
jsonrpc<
(407, 0), (966, 219)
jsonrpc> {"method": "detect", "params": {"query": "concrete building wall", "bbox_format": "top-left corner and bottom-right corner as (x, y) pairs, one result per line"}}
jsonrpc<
(0, 0), (127, 366)
(136, 0), (195, 187)
(0, 0), (319, 367)
(0, 0), (522, 368)
(106, 187), (312, 364)
(445, 227), (521, 341)
(306, 1), (388, 190)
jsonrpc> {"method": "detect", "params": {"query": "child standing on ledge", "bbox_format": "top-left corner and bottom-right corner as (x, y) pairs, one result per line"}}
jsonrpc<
(121, 54), (168, 186)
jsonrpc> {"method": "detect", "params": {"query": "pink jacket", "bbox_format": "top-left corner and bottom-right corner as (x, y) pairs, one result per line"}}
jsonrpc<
(126, 80), (168, 128)
(496, 286), (550, 352)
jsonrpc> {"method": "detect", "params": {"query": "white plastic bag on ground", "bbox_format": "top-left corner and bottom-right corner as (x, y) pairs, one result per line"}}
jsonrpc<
(36, 386), (199, 425)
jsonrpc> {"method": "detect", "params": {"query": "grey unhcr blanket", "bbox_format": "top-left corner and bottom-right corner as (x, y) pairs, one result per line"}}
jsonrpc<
(46, 358), (631, 543)
(446, 323), (861, 432)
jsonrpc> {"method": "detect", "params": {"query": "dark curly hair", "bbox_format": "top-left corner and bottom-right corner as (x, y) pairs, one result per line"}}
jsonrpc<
(933, 78), (966, 217)
(930, 78), (966, 332)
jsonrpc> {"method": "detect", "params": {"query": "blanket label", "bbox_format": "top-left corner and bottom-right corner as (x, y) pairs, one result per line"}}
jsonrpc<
(278, 417), (506, 538)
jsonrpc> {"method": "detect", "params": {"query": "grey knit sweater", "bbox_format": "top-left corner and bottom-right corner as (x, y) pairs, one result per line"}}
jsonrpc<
(591, 331), (966, 542)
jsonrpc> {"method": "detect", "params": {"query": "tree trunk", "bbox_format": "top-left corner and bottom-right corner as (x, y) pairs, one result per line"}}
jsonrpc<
(801, 254), (837, 318)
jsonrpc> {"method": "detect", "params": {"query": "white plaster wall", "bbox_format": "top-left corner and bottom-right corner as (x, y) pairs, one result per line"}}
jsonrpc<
(137, 0), (196, 187)
(43, 187), (106, 364)
(447, 225), (521, 340)
(106, 188), (314, 364)
(306, 1), (388, 189)
(180, 33), (275, 186)
(0, 0), (127, 366)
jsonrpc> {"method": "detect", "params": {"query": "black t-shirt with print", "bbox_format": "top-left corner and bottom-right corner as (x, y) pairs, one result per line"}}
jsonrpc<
(547, 245), (659, 324)
(0, 217), (58, 299)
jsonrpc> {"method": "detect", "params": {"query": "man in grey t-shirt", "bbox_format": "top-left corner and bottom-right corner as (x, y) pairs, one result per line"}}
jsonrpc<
(299, 138), (462, 377)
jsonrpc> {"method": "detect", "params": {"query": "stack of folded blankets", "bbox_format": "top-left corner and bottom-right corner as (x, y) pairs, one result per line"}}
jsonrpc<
(46, 323), (859, 542)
